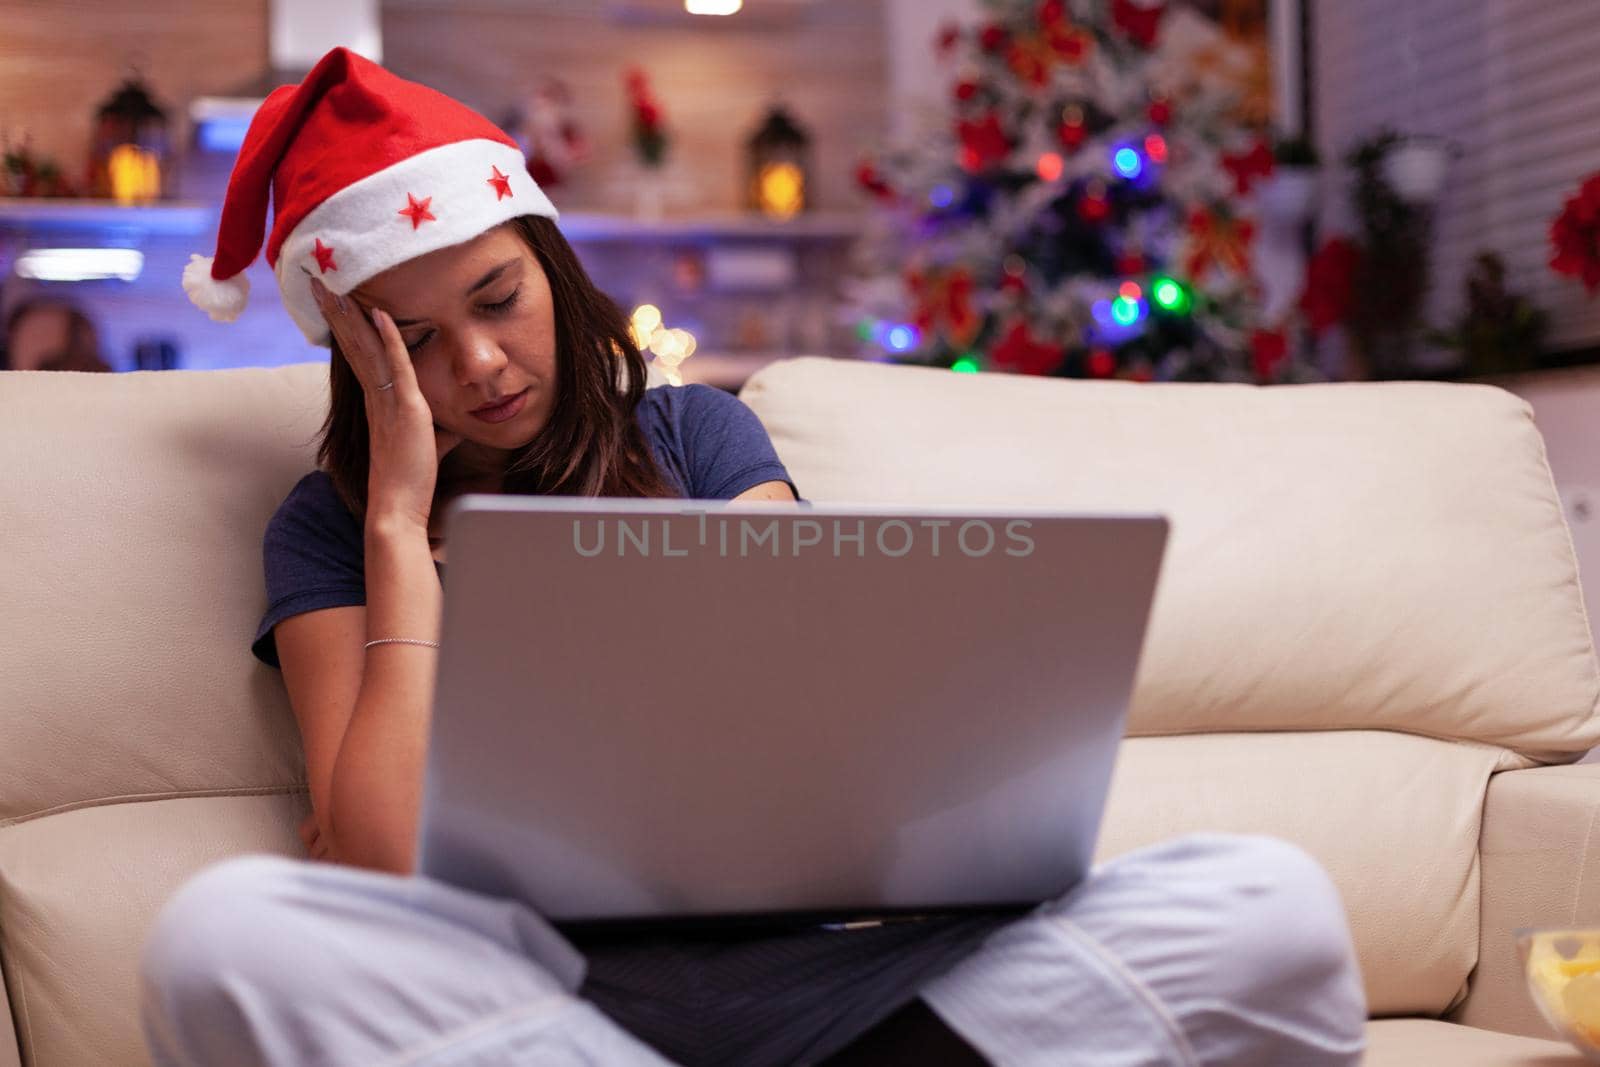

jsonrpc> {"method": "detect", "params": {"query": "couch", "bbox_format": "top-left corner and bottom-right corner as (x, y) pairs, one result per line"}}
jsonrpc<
(3, 355), (1599, 1065)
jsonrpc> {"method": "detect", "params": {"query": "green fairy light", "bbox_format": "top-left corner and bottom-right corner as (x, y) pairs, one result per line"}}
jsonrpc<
(1151, 278), (1190, 314)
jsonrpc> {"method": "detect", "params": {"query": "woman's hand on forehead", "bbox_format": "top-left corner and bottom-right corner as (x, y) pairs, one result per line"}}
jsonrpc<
(309, 276), (399, 395)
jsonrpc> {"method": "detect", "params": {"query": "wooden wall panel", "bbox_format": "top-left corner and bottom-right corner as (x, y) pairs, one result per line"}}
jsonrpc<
(380, 1), (886, 215)
(1, 0), (883, 212)
(0, 0), (267, 186)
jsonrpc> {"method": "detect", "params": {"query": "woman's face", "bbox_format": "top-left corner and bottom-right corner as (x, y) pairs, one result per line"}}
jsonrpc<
(352, 223), (558, 468)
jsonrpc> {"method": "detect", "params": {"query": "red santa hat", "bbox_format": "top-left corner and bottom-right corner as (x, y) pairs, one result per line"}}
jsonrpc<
(182, 46), (558, 346)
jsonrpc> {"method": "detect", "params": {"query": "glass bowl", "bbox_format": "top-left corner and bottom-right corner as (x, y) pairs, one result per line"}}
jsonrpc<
(1518, 927), (1600, 1060)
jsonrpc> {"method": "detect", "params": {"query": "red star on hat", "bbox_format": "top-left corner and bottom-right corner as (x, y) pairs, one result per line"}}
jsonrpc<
(487, 165), (514, 201)
(312, 238), (338, 273)
(398, 193), (437, 229)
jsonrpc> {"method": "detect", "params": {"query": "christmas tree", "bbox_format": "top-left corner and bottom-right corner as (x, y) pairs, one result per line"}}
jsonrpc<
(848, 0), (1310, 383)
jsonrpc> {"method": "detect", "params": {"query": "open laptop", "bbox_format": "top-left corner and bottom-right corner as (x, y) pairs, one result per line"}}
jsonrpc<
(416, 496), (1168, 931)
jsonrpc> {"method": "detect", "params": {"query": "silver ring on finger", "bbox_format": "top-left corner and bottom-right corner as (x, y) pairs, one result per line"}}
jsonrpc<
(377, 380), (395, 391)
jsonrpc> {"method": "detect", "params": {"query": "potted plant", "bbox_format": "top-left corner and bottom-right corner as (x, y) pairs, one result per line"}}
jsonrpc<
(1428, 251), (1547, 378)
(1381, 135), (1452, 203)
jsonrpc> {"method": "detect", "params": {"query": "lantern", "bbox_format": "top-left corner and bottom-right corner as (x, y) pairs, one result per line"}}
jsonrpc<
(746, 104), (810, 220)
(89, 75), (170, 205)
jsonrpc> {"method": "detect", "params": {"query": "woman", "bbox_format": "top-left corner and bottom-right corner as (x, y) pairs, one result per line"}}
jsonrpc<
(140, 47), (1366, 1066)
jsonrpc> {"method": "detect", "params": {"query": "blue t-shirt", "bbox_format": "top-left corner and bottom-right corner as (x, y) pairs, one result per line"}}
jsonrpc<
(251, 384), (797, 667)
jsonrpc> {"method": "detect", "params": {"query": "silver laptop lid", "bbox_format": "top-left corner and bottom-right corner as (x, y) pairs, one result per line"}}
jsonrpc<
(417, 498), (1167, 923)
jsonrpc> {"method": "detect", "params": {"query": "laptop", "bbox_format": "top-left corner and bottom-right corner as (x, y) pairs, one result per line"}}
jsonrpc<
(415, 496), (1168, 931)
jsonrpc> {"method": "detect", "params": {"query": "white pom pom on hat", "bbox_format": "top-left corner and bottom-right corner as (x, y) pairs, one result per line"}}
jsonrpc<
(181, 254), (250, 322)
(183, 46), (557, 346)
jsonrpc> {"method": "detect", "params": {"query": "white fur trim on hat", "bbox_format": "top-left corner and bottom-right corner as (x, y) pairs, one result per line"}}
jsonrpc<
(273, 138), (558, 347)
(182, 254), (251, 322)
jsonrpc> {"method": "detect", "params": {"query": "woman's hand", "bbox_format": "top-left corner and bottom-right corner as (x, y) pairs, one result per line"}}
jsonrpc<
(298, 810), (332, 862)
(310, 277), (462, 531)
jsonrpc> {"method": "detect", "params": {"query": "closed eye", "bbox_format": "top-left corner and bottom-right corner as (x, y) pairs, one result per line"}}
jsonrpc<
(403, 289), (521, 355)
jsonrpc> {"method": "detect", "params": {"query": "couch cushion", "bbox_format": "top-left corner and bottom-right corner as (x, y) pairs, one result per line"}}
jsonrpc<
(1365, 1019), (1579, 1065)
(740, 357), (1600, 761)
(0, 366), (329, 822)
(0, 792), (304, 1067)
(1099, 731), (1525, 1016)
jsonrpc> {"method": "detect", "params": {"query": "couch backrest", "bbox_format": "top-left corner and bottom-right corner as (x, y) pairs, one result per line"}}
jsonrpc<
(1, 365), (329, 824)
(739, 357), (1600, 762)
(1, 357), (1595, 1060)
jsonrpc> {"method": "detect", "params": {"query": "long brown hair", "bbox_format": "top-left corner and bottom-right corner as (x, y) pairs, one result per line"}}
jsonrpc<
(3, 300), (111, 372)
(316, 215), (677, 521)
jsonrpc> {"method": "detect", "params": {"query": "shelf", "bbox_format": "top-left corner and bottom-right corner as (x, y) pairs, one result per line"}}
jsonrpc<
(0, 201), (863, 244)
(557, 211), (866, 242)
(0, 198), (214, 237)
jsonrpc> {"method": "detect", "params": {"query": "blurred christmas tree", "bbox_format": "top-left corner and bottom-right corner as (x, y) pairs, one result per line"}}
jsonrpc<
(846, 0), (1312, 383)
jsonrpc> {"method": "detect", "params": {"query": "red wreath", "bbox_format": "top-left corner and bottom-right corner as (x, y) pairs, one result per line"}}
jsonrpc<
(1550, 173), (1600, 292)
(1185, 208), (1255, 279)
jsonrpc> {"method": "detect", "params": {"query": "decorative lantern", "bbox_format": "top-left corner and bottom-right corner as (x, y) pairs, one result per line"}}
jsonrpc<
(89, 74), (170, 205)
(746, 104), (810, 220)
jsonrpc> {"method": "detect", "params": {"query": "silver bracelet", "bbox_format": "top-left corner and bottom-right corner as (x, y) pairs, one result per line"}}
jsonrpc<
(364, 638), (440, 650)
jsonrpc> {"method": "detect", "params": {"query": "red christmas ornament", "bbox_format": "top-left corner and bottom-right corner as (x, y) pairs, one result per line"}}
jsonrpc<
(1112, 0), (1165, 48)
(957, 113), (1012, 172)
(991, 319), (1066, 375)
(935, 22), (961, 56)
(1115, 251), (1147, 275)
(1057, 119), (1087, 151)
(979, 23), (1009, 52)
(954, 79), (980, 102)
(1078, 191), (1111, 223)
(1148, 98), (1172, 125)
(1086, 348), (1118, 378)
(1221, 139), (1275, 196)
(312, 238), (337, 274)
(1251, 328), (1289, 382)
(1550, 173), (1600, 292)
(398, 193), (436, 229)
(1039, 0), (1066, 25)
(486, 165), (514, 201)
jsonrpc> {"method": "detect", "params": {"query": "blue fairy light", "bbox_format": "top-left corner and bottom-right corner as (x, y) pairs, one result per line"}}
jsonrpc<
(883, 324), (918, 352)
(930, 185), (955, 209)
(1113, 147), (1143, 180)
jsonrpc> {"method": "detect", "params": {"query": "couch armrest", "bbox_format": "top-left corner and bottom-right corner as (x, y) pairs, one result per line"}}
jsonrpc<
(1449, 762), (1600, 1038)
(0, 952), (20, 1067)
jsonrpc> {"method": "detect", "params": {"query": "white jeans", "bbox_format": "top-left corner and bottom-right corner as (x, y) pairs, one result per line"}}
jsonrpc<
(138, 833), (1366, 1066)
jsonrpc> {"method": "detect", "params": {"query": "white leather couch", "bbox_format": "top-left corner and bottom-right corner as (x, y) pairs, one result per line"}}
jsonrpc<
(2, 356), (1597, 1065)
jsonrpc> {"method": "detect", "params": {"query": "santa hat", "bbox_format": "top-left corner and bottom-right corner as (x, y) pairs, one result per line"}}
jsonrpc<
(183, 46), (557, 346)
